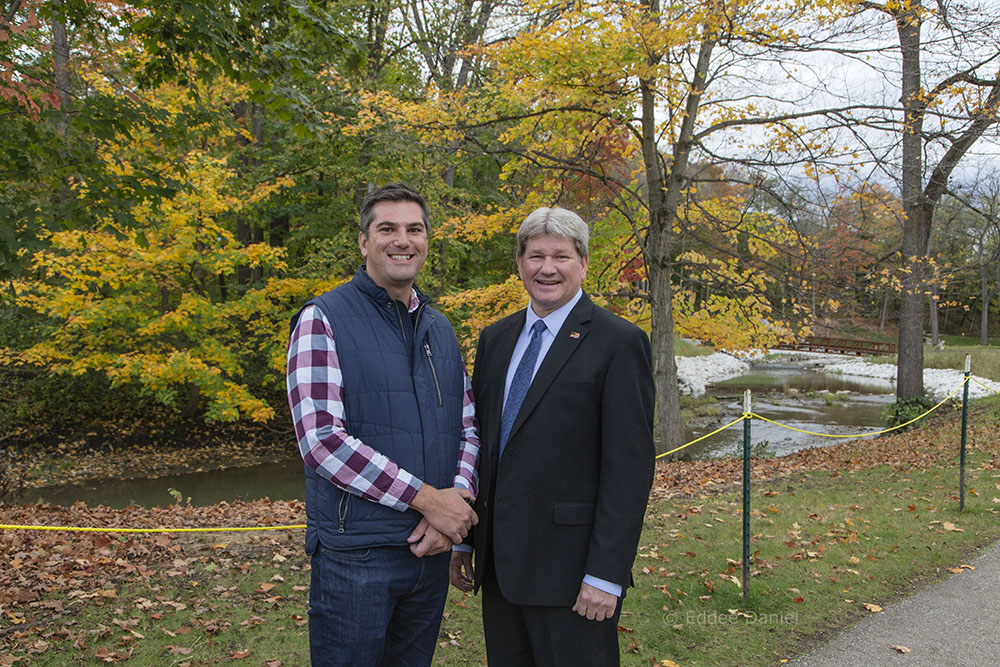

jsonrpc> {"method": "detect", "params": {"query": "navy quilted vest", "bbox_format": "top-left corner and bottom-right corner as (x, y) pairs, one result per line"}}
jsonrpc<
(290, 267), (466, 552)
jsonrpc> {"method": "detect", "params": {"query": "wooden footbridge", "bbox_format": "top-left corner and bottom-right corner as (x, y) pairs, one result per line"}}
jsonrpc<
(772, 335), (896, 356)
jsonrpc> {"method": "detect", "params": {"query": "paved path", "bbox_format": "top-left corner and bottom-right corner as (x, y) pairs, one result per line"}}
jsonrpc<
(788, 540), (1000, 666)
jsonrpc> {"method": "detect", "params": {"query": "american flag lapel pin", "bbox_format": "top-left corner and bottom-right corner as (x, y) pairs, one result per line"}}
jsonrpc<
(569, 331), (581, 339)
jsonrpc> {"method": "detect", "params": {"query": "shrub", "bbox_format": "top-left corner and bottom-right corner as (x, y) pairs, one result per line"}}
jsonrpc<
(882, 395), (937, 430)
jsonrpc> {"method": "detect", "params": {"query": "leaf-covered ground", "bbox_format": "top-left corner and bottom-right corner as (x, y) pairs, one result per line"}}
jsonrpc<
(1, 500), (307, 665)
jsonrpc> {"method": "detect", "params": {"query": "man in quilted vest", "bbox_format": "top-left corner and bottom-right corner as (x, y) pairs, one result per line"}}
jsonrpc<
(286, 183), (480, 666)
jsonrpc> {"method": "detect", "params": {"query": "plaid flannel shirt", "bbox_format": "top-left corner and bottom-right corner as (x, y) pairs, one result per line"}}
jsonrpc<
(286, 297), (479, 512)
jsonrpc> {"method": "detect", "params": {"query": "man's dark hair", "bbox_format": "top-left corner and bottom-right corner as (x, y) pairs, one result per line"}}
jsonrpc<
(359, 183), (430, 237)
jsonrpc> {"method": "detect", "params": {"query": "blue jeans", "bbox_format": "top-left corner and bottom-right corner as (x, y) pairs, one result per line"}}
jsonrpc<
(308, 545), (450, 667)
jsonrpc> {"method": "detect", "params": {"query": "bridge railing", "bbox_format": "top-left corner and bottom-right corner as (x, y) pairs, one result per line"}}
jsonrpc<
(773, 335), (897, 356)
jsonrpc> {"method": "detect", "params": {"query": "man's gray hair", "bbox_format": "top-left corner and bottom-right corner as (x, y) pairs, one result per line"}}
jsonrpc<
(516, 207), (590, 259)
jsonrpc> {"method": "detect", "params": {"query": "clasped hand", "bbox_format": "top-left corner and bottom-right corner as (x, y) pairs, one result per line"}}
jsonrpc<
(407, 485), (477, 557)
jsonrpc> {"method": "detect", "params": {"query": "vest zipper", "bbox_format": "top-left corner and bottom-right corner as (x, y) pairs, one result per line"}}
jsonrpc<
(423, 342), (443, 407)
(337, 493), (349, 533)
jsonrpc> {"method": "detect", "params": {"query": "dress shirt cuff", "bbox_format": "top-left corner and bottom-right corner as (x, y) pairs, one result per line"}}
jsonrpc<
(583, 575), (622, 598)
(452, 544), (473, 553)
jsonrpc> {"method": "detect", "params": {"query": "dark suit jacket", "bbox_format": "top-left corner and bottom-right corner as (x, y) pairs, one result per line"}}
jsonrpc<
(470, 293), (655, 606)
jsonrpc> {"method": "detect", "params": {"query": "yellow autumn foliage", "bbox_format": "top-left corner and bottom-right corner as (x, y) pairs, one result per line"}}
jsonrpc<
(4, 124), (333, 422)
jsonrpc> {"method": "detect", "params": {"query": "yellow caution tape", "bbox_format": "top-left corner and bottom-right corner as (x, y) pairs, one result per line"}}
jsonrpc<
(655, 376), (971, 459)
(656, 415), (748, 460)
(750, 376), (967, 438)
(0, 524), (305, 533)
(971, 376), (1000, 394)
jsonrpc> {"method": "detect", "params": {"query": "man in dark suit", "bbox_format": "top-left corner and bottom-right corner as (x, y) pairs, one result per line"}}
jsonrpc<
(450, 207), (655, 666)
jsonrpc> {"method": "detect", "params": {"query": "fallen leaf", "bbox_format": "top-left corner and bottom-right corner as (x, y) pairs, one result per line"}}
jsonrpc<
(891, 645), (911, 653)
(864, 603), (883, 613)
(941, 522), (964, 532)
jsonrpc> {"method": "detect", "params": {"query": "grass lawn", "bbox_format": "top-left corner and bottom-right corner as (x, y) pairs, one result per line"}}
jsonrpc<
(871, 344), (1000, 382)
(435, 459), (1000, 666)
(675, 335), (715, 357)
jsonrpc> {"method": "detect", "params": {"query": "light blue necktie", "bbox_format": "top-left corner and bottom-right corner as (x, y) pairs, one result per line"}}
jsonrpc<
(499, 320), (547, 457)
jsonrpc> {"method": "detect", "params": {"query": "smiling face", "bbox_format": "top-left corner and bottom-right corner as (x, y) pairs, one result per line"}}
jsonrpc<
(517, 234), (588, 318)
(358, 200), (428, 302)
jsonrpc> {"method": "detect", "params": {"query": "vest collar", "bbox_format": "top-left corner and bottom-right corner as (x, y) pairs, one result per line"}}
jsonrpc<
(353, 265), (430, 311)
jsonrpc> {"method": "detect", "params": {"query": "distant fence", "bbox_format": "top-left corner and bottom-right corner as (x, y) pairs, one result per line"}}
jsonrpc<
(773, 335), (897, 356)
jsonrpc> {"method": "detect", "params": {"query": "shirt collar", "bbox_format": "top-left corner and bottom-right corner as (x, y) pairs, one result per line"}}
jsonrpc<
(525, 289), (583, 337)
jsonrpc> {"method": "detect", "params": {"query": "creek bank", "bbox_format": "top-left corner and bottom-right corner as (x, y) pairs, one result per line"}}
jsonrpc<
(15, 350), (1000, 502)
(677, 349), (1000, 400)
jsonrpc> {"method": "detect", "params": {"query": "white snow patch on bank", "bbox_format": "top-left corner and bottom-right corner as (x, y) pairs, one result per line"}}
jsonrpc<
(676, 348), (1000, 401)
(822, 359), (1000, 400)
(676, 353), (749, 396)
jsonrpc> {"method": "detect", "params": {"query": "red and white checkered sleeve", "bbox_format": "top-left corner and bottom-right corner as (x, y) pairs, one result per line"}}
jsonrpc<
(286, 305), (421, 511)
(452, 369), (480, 497)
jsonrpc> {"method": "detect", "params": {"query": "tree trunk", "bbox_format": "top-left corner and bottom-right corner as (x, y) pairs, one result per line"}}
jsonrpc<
(879, 290), (889, 331)
(251, 224), (264, 284)
(895, 3), (928, 400)
(51, 1), (71, 137)
(182, 383), (201, 419)
(982, 259), (990, 346)
(640, 3), (716, 456)
(270, 213), (289, 250)
(233, 101), (263, 287)
(638, 0), (679, 456)
(928, 288), (939, 346)
(236, 218), (252, 286)
(50, 0), (73, 219)
(640, 89), (682, 455)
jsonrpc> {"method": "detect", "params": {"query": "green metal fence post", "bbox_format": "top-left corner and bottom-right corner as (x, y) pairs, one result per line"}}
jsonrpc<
(960, 354), (970, 511)
(742, 389), (751, 609)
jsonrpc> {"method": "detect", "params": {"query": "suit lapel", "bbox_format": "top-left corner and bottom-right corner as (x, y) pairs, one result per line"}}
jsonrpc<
(486, 312), (525, 445)
(506, 295), (594, 446)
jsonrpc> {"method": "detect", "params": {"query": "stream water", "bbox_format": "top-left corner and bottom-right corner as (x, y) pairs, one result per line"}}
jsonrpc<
(681, 361), (895, 459)
(28, 358), (896, 508)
